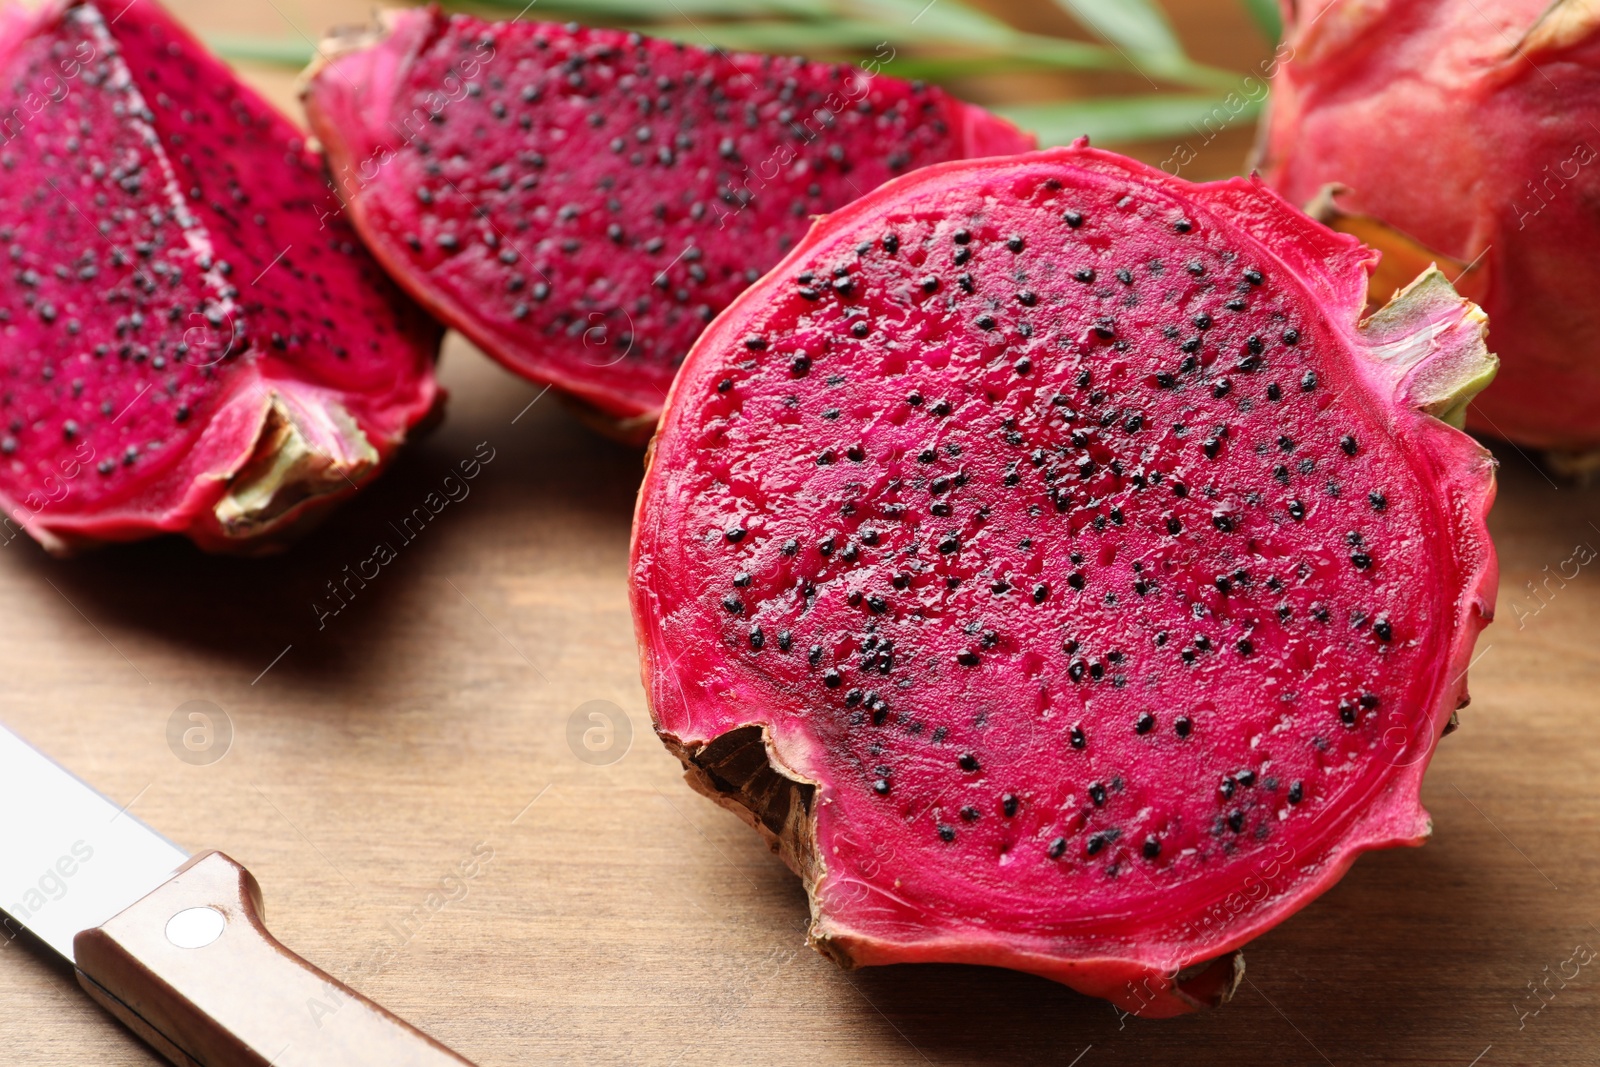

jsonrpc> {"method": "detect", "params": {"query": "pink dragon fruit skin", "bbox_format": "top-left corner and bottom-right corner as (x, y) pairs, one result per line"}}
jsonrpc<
(1256, 0), (1600, 452)
(0, 0), (441, 554)
(301, 8), (1034, 442)
(631, 144), (1499, 1015)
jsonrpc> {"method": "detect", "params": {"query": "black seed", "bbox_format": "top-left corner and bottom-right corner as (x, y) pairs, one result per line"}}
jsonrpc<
(1283, 328), (1301, 345)
(1135, 712), (1154, 735)
(1373, 615), (1393, 642)
(1301, 370), (1318, 392)
(958, 752), (980, 773)
(1075, 267), (1096, 283)
(1287, 781), (1304, 804)
(873, 779), (890, 796)
(938, 534), (960, 554)
(1267, 383), (1282, 402)
(1086, 833), (1108, 856)
(1174, 217), (1193, 233)
(938, 824), (956, 842)
(791, 355), (812, 376)
(1369, 491), (1388, 511)
(1340, 699), (1358, 725)
(1227, 809), (1245, 832)
(883, 234), (900, 254)
(1244, 268), (1264, 286)
(1236, 638), (1254, 656)
(1048, 836), (1067, 858)
(823, 669), (842, 689)
(777, 631), (793, 652)
(1174, 716), (1192, 738)
(1063, 210), (1084, 228)
(956, 650), (980, 667)
(1287, 499), (1305, 521)
(1212, 512), (1235, 533)
(1069, 724), (1086, 750)
(1088, 782), (1107, 806)
(749, 626), (764, 651)
(1340, 435), (1358, 456)
(1007, 235), (1026, 252)
(1351, 550), (1373, 570)
(725, 526), (746, 543)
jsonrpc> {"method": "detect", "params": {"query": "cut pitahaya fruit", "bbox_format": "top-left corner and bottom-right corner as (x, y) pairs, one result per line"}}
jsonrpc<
(0, 0), (441, 554)
(630, 143), (1498, 1015)
(301, 9), (1033, 442)
(1255, 0), (1600, 455)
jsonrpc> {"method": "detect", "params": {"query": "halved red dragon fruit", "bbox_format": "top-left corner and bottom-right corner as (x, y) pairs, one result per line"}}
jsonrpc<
(301, 8), (1033, 442)
(631, 144), (1498, 1015)
(0, 0), (441, 554)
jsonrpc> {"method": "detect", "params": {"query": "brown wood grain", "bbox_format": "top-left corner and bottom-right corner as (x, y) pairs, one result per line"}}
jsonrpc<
(1, 2), (1597, 1065)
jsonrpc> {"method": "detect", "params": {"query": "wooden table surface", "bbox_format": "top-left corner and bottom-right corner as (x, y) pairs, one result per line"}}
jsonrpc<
(2, 1), (1597, 1064)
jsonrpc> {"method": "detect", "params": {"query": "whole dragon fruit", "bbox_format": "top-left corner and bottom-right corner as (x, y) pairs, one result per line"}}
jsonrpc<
(0, 0), (441, 554)
(302, 9), (1032, 442)
(631, 144), (1498, 1015)
(1255, 0), (1600, 455)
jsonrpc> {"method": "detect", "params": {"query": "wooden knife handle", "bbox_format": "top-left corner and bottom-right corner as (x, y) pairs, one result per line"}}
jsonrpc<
(72, 851), (476, 1067)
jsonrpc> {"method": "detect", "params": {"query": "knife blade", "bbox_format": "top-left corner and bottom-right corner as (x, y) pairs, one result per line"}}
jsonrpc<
(0, 721), (477, 1067)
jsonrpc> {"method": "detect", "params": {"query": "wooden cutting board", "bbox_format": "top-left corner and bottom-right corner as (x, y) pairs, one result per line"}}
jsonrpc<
(2, 2), (1595, 1064)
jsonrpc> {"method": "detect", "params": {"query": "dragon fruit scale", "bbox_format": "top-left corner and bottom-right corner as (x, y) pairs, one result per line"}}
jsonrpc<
(631, 144), (1499, 1015)
(1256, 0), (1600, 456)
(0, 0), (442, 554)
(301, 8), (1034, 443)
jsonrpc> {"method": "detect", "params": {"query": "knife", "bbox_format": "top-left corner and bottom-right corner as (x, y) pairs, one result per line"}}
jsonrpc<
(0, 721), (476, 1066)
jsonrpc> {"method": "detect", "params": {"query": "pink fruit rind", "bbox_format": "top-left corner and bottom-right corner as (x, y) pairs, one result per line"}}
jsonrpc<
(0, 0), (440, 554)
(1256, 0), (1600, 451)
(632, 143), (1496, 1016)
(302, 7), (1033, 432)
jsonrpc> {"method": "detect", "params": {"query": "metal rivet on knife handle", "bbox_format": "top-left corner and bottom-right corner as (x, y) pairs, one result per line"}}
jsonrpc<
(72, 851), (476, 1067)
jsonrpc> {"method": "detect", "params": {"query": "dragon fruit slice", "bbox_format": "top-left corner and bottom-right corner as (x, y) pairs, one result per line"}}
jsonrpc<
(301, 9), (1032, 442)
(1255, 0), (1600, 455)
(0, 0), (441, 554)
(631, 143), (1498, 1015)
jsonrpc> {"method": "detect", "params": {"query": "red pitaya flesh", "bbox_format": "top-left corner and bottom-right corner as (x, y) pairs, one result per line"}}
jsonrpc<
(1256, 0), (1600, 457)
(630, 144), (1499, 1015)
(0, 0), (441, 554)
(301, 9), (1033, 442)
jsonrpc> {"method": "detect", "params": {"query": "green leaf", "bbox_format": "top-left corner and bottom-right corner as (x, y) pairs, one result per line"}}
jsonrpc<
(454, 0), (819, 17)
(992, 92), (1264, 147)
(841, 0), (1016, 47)
(1237, 0), (1284, 43)
(207, 35), (316, 67)
(644, 19), (926, 55)
(1051, 0), (1184, 59)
